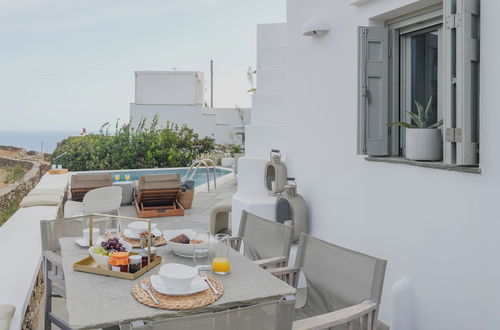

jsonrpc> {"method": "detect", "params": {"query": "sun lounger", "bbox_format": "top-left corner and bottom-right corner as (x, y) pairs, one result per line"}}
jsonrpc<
(134, 174), (184, 218)
(70, 173), (112, 202)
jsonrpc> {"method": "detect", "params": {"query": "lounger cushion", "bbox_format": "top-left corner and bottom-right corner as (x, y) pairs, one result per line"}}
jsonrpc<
(28, 187), (65, 196)
(0, 305), (15, 330)
(71, 173), (112, 190)
(139, 174), (181, 190)
(20, 194), (62, 207)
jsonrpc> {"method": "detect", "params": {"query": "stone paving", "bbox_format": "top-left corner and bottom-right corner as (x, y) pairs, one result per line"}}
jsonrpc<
(119, 177), (236, 232)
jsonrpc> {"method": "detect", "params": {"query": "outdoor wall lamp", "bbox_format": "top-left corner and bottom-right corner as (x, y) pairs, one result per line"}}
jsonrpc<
(301, 17), (330, 37)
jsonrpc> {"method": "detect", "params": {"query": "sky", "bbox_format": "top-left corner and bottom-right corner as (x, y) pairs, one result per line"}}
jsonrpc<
(0, 0), (286, 131)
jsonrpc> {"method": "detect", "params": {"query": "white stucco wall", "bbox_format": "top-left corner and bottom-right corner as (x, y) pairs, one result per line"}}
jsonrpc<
(130, 104), (248, 145)
(284, 0), (499, 329)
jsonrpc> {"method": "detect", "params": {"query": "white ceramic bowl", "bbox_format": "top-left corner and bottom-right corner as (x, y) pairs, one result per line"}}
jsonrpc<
(164, 230), (209, 258)
(88, 241), (133, 269)
(159, 263), (198, 290)
(128, 221), (158, 237)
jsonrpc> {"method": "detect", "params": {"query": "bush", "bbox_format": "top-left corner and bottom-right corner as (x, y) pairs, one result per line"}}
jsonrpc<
(3, 165), (25, 184)
(0, 202), (19, 226)
(51, 116), (216, 171)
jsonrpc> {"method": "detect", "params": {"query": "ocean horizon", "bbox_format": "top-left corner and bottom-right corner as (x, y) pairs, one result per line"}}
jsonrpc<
(0, 130), (83, 153)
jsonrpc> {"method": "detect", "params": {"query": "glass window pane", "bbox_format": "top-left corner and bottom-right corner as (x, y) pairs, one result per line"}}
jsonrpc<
(411, 30), (438, 126)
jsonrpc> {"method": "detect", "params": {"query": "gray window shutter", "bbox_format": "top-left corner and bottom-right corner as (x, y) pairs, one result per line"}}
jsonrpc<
(443, 0), (480, 165)
(357, 26), (389, 156)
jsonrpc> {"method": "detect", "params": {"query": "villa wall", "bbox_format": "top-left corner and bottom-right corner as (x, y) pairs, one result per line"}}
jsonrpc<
(282, 0), (499, 329)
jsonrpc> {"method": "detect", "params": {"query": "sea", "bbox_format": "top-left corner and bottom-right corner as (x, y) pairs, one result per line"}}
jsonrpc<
(0, 130), (82, 153)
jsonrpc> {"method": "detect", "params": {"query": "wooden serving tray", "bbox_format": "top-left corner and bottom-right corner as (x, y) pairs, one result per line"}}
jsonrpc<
(73, 253), (162, 280)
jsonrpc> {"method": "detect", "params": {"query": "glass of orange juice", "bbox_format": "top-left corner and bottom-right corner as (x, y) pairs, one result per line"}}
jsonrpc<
(124, 174), (131, 181)
(114, 174), (120, 181)
(212, 233), (231, 275)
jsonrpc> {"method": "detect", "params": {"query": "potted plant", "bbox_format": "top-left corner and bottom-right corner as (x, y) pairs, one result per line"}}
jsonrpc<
(389, 97), (443, 161)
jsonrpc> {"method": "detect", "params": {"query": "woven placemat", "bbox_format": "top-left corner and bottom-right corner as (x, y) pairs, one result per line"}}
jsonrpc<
(119, 232), (166, 248)
(132, 277), (224, 310)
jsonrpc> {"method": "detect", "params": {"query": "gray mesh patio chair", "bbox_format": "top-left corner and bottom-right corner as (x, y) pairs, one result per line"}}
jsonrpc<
(270, 233), (387, 330)
(230, 210), (294, 269)
(122, 297), (295, 330)
(40, 214), (114, 330)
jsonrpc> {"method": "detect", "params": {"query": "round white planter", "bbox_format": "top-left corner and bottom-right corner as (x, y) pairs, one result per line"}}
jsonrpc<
(405, 128), (442, 161)
(221, 157), (235, 167)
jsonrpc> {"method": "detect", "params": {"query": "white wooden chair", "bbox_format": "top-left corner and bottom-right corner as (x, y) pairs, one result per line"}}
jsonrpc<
(64, 186), (122, 217)
(230, 210), (294, 269)
(0, 305), (15, 330)
(122, 297), (295, 330)
(270, 233), (387, 330)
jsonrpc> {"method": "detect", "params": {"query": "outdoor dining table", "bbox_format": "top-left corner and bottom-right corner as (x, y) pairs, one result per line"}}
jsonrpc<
(59, 237), (296, 329)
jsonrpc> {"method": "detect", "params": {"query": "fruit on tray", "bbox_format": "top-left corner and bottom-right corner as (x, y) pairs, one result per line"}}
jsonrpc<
(96, 238), (127, 255)
(170, 234), (190, 244)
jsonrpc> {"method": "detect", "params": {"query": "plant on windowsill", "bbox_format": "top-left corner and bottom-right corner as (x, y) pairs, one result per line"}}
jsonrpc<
(389, 97), (443, 161)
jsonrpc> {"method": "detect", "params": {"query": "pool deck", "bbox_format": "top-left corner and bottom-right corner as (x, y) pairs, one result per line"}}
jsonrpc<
(118, 175), (236, 231)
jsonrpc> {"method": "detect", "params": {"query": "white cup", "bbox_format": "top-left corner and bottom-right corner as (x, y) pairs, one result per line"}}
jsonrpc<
(57, 164), (63, 169)
(83, 228), (100, 244)
(51, 164), (56, 170)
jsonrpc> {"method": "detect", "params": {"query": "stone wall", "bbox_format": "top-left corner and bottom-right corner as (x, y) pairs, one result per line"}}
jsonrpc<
(0, 157), (49, 212)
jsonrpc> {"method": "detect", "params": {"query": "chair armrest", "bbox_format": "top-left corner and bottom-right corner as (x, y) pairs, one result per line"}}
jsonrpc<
(292, 300), (377, 330)
(269, 267), (300, 287)
(254, 256), (288, 269)
(43, 250), (62, 267)
(228, 236), (242, 251)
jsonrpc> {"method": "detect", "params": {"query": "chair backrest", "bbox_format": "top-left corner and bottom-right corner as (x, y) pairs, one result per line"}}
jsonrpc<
(82, 186), (122, 213)
(138, 174), (181, 191)
(237, 211), (294, 261)
(40, 215), (110, 252)
(71, 173), (112, 190)
(130, 298), (294, 330)
(295, 233), (386, 320)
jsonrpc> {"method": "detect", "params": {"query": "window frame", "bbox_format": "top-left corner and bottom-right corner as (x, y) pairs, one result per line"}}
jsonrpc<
(386, 10), (444, 156)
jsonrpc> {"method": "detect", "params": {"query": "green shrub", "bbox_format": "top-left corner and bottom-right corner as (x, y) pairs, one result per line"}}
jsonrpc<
(51, 116), (216, 171)
(0, 202), (19, 226)
(3, 165), (25, 184)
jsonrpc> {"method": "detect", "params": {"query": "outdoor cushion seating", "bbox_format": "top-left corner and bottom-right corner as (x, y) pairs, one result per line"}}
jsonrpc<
(0, 305), (15, 330)
(270, 233), (387, 330)
(20, 194), (62, 207)
(64, 186), (122, 217)
(70, 173), (113, 202)
(134, 174), (184, 218)
(210, 200), (232, 235)
(230, 210), (294, 269)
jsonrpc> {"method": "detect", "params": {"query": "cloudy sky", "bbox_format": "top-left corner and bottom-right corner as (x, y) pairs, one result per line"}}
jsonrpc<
(0, 0), (285, 131)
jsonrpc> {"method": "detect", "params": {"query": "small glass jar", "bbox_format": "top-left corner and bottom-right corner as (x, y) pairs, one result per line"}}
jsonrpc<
(141, 247), (157, 267)
(108, 252), (130, 272)
(129, 255), (142, 273)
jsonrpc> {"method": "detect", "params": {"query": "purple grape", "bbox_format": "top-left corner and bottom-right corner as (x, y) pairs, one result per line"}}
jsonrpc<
(109, 244), (115, 250)
(120, 247), (125, 252)
(116, 243), (122, 248)
(101, 242), (106, 247)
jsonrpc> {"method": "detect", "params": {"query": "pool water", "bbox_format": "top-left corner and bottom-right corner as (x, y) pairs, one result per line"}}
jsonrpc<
(109, 168), (231, 187)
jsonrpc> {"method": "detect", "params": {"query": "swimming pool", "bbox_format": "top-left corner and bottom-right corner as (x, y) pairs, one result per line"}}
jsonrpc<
(107, 167), (232, 187)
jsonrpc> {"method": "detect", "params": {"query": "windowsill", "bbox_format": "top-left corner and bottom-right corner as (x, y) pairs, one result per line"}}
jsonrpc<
(364, 156), (481, 174)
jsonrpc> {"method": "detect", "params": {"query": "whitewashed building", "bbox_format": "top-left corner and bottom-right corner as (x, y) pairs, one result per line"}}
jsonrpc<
(235, 0), (497, 329)
(130, 71), (250, 144)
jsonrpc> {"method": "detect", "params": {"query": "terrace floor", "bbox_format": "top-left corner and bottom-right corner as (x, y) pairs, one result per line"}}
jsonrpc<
(119, 176), (236, 231)
(38, 177), (237, 330)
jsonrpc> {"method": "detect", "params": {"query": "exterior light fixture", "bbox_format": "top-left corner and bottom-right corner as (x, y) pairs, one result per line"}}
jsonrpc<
(302, 17), (330, 37)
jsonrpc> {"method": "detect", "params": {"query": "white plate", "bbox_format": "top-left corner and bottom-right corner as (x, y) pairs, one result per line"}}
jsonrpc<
(150, 275), (209, 296)
(123, 228), (162, 240)
(75, 237), (104, 248)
